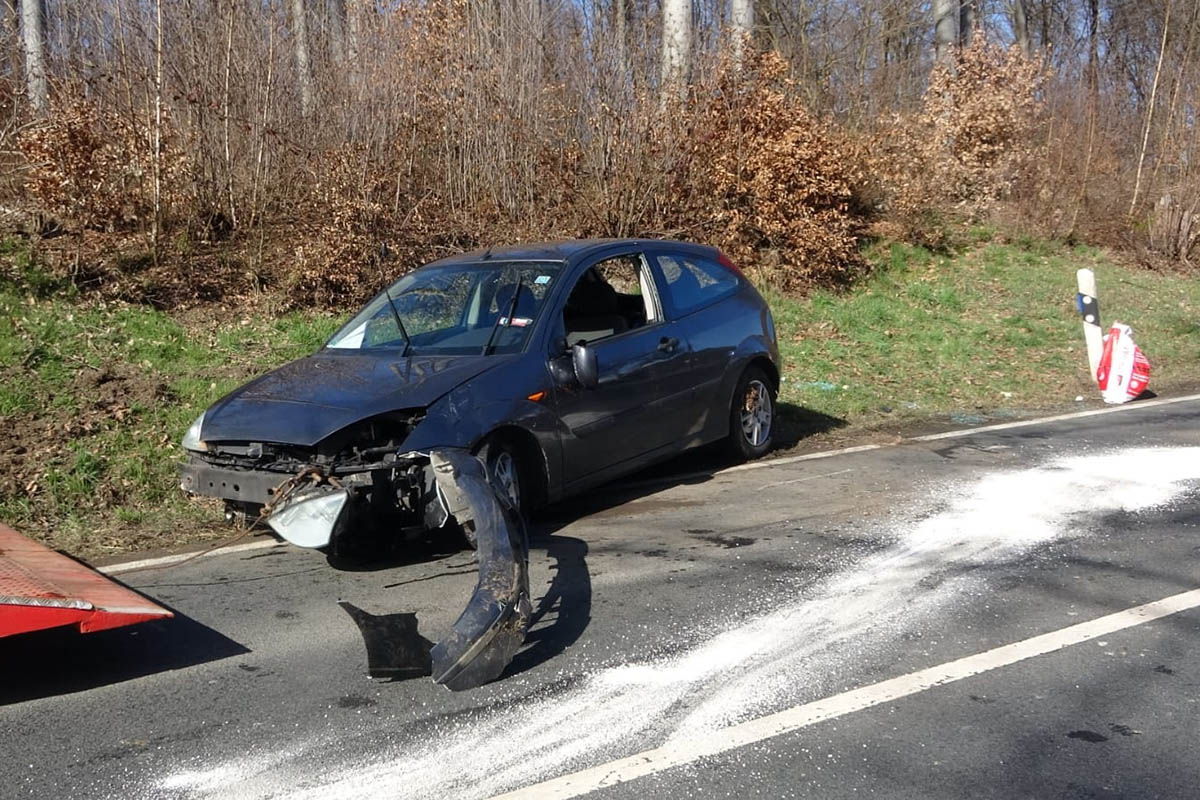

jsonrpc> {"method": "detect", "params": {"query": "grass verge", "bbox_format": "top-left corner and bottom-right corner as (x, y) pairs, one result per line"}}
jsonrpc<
(767, 236), (1200, 425)
(1, 233), (1197, 559)
(0, 254), (342, 558)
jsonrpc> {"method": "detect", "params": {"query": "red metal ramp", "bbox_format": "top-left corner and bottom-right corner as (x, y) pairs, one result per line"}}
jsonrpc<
(0, 523), (172, 638)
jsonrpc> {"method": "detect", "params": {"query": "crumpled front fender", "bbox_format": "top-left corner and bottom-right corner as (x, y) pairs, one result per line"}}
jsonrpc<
(427, 448), (531, 691)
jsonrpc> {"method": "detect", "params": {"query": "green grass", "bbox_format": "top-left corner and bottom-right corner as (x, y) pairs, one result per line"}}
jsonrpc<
(1, 234), (1198, 558)
(768, 240), (1200, 424)
(0, 254), (342, 557)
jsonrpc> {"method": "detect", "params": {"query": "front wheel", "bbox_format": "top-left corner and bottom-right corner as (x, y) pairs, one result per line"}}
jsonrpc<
(462, 435), (528, 549)
(725, 366), (776, 462)
(483, 439), (523, 514)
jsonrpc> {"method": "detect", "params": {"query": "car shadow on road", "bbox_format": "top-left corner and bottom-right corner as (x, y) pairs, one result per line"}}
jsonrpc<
(504, 534), (591, 680)
(774, 402), (848, 448)
(0, 611), (249, 705)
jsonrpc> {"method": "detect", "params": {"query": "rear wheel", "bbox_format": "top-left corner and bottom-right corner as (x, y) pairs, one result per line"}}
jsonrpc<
(725, 366), (776, 462)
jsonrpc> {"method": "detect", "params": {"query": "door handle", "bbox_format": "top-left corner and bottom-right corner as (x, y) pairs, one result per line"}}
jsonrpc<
(657, 336), (679, 353)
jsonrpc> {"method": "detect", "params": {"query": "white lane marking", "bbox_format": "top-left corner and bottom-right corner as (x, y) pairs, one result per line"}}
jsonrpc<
(735, 392), (1200, 469)
(493, 587), (1200, 800)
(98, 538), (282, 575)
(757, 468), (853, 491)
(721, 442), (886, 473)
(908, 392), (1200, 441)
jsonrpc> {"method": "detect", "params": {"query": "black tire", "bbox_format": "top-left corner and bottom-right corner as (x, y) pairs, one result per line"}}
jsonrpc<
(725, 365), (777, 462)
(461, 435), (530, 549)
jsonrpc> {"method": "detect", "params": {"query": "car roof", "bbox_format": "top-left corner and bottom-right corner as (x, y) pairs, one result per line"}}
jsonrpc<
(423, 238), (715, 268)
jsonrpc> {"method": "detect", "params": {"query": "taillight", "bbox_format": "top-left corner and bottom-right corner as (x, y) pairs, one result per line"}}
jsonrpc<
(716, 251), (743, 276)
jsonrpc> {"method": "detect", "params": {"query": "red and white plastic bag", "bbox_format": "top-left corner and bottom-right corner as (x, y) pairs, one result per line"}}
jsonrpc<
(1095, 323), (1151, 404)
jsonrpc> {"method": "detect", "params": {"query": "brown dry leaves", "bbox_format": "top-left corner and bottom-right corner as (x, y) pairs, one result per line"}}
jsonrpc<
(676, 51), (867, 289)
(874, 34), (1046, 237)
(18, 88), (189, 233)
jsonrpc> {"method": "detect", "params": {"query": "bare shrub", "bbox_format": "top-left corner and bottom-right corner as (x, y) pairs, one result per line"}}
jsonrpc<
(18, 90), (189, 234)
(667, 51), (868, 289)
(876, 35), (1045, 239)
(1149, 193), (1200, 263)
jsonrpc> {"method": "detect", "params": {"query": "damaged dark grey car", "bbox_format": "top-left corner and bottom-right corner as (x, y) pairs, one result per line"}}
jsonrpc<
(179, 239), (779, 687)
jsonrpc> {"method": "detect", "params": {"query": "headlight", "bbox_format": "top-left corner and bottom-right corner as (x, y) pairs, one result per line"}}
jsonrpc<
(182, 412), (207, 452)
(266, 487), (349, 549)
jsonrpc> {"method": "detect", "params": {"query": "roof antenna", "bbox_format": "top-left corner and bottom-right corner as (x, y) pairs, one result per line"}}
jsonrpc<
(481, 244), (493, 260)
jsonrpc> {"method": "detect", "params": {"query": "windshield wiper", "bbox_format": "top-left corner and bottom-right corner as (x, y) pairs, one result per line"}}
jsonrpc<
(481, 273), (523, 356)
(383, 285), (413, 357)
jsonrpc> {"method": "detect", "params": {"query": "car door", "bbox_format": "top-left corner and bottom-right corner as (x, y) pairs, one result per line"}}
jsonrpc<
(550, 250), (691, 483)
(649, 249), (746, 440)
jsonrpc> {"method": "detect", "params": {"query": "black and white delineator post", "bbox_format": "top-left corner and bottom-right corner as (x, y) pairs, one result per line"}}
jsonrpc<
(1076, 268), (1103, 382)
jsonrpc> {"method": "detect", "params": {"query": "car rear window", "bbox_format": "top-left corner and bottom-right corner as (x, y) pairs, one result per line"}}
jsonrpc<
(655, 253), (740, 317)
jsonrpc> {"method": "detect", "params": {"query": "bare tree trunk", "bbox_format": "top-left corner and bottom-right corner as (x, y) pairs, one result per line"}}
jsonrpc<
(289, 0), (314, 118)
(933, 0), (957, 63)
(1130, 0), (1173, 216)
(730, 0), (754, 66)
(958, 0), (977, 48)
(1069, 0), (1101, 237)
(3, 0), (20, 88)
(1086, 0), (1099, 92)
(1011, 0), (1031, 56)
(223, 0), (237, 229)
(346, 0), (360, 63)
(660, 0), (691, 102)
(152, 0), (163, 265)
(326, 0), (346, 65)
(608, 0), (630, 100)
(20, 0), (46, 114)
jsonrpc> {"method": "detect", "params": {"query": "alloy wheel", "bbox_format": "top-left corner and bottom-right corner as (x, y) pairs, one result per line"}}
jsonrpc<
(492, 449), (521, 511)
(740, 379), (773, 448)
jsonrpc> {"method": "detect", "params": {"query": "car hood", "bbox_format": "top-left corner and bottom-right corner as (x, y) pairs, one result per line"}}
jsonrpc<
(200, 352), (513, 446)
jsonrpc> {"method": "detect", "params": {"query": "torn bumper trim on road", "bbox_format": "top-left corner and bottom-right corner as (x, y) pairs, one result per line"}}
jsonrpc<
(427, 448), (531, 691)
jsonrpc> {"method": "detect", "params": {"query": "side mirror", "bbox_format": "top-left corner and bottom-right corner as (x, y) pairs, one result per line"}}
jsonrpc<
(572, 342), (598, 389)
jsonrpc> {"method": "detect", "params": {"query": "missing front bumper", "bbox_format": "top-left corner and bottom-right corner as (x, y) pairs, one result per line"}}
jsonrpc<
(178, 459), (281, 506)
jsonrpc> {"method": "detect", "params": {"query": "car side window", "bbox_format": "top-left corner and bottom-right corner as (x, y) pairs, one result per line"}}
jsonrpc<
(562, 254), (661, 346)
(655, 253), (740, 317)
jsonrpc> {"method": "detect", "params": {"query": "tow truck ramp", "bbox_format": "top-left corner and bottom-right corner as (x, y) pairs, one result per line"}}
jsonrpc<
(0, 523), (172, 638)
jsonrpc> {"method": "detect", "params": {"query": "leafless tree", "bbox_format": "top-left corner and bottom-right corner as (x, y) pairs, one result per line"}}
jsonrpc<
(20, 0), (45, 113)
(730, 0), (754, 65)
(661, 0), (691, 100)
(1010, 0), (1032, 57)
(289, 0), (314, 118)
(934, 0), (957, 62)
(959, 0), (977, 46)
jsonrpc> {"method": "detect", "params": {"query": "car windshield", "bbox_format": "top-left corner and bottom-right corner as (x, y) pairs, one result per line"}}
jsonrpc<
(326, 260), (563, 355)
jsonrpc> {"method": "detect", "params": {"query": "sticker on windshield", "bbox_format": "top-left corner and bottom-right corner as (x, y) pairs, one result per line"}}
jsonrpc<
(505, 317), (533, 328)
(534, 275), (551, 285)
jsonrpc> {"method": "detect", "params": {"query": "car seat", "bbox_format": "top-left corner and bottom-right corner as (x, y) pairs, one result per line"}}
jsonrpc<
(493, 283), (539, 321)
(564, 269), (630, 344)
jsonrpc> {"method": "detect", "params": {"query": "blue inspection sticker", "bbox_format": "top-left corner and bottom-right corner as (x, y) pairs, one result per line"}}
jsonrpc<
(534, 275), (551, 285)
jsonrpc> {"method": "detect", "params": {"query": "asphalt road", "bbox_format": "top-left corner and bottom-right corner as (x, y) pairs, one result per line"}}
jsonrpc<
(3, 398), (1200, 800)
